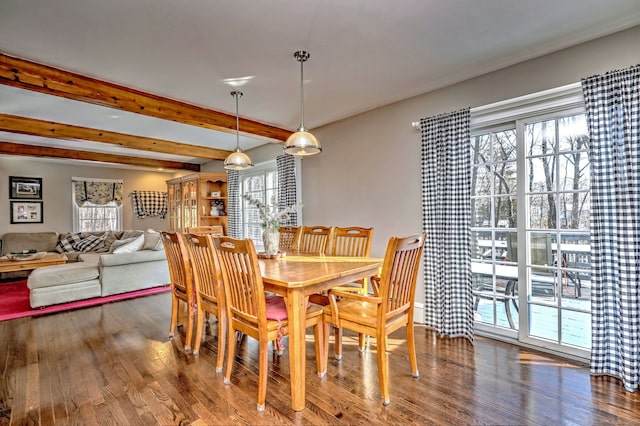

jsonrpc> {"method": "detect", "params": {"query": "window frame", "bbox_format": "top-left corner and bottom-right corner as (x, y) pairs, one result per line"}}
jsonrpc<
(237, 159), (302, 250)
(71, 179), (123, 233)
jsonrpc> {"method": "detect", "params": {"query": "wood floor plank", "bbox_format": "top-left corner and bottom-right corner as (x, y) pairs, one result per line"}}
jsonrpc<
(1, 292), (639, 424)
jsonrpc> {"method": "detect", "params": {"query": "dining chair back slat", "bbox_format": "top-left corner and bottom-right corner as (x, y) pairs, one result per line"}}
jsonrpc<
(161, 232), (196, 352)
(184, 233), (227, 369)
(299, 226), (332, 255)
(329, 226), (374, 257)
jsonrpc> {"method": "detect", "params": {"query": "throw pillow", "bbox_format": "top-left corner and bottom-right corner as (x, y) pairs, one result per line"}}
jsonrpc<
(93, 230), (117, 253)
(122, 230), (144, 240)
(55, 233), (83, 253)
(142, 230), (163, 251)
(72, 235), (104, 252)
(112, 234), (145, 254)
(109, 237), (136, 253)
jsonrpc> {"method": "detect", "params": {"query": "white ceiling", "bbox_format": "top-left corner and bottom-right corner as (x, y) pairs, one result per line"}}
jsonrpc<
(2, 0), (640, 167)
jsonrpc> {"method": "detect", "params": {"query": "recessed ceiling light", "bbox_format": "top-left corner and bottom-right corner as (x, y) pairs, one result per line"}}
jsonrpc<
(222, 76), (255, 87)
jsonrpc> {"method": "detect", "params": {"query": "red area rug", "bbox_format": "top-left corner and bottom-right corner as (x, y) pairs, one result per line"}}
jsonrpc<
(0, 279), (170, 321)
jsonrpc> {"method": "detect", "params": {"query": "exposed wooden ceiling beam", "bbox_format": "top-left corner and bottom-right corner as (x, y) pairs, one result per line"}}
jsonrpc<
(0, 141), (201, 171)
(0, 113), (232, 160)
(0, 52), (292, 142)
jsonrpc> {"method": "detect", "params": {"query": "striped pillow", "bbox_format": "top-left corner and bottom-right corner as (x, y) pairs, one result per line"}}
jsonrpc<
(72, 235), (104, 253)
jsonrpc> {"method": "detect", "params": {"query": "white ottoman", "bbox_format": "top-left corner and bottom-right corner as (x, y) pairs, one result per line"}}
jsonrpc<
(27, 260), (101, 308)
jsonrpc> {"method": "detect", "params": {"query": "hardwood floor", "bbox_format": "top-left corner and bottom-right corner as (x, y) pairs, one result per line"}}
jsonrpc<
(1, 292), (638, 425)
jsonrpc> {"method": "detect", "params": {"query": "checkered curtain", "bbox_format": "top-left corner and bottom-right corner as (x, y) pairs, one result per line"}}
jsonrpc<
(582, 65), (640, 392)
(227, 170), (242, 238)
(129, 191), (167, 219)
(277, 155), (299, 226)
(421, 108), (474, 341)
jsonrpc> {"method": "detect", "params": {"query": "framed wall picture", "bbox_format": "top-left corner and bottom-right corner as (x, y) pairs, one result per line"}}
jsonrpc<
(10, 201), (43, 224)
(9, 176), (42, 200)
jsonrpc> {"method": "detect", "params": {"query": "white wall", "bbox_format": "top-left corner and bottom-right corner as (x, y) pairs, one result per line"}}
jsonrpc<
(300, 25), (640, 308)
(0, 157), (179, 235)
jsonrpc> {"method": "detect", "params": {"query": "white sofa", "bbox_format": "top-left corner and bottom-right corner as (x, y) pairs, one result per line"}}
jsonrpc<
(0, 230), (170, 308)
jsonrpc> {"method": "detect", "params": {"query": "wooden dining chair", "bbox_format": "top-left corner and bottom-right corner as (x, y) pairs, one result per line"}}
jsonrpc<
(329, 226), (375, 293)
(322, 232), (426, 406)
(299, 225), (332, 255)
(184, 233), (226, 371)
(214, 236), (324, 412)
(326, 226), (375, 351)
(278, 225), (300, 252)
(161, 232), (196, 352)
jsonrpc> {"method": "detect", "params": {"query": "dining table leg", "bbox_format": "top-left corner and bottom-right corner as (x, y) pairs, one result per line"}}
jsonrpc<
(285, 288), (308, 411)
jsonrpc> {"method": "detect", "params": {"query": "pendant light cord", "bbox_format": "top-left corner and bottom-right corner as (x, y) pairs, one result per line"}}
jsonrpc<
(299, 57), (305, 131)
(231, 90), (243, 150)
(294, 51), (310, 132)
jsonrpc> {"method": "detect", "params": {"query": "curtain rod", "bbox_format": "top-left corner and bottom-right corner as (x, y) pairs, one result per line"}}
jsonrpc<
(411, 82), (582, 130)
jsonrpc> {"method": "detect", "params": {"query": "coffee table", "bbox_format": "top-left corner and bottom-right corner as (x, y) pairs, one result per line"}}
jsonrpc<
(0, 253), (68, 274)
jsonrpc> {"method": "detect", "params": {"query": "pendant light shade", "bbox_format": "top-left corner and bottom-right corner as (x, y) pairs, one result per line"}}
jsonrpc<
(284, 51), (322, 156)
(224, 91), (254, 170)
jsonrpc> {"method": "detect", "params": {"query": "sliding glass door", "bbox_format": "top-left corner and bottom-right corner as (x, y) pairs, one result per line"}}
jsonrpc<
(471, 109), (591, 359)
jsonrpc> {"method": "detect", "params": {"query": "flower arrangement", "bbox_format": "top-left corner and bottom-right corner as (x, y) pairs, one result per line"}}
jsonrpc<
(242, 194), (302, 230)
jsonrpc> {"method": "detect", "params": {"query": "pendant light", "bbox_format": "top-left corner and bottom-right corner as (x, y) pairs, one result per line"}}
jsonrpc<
(224, 91), (254, 170)
(284, 50), (322, 156)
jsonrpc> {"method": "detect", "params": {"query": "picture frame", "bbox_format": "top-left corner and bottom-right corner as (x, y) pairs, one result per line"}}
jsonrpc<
(10, 201), (43, 224)
(9, 176), (42, 200)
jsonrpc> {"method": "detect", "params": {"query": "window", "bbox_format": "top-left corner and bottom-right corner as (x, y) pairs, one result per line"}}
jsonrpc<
(470, 83), (591, 360)
(239, 164), (278, 250)
(72, 178), (122, 232)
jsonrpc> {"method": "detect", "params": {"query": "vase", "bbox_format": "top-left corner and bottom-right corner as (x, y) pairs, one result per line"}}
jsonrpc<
(262, 225), (280, 255)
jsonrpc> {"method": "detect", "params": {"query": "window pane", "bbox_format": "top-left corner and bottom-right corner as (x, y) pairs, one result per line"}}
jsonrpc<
(495, 195), (517, 228)
(492, 130), (517, 162)
(77, 202), (119, 232)
(558, 151), (590, 191)
(493, 161), (517, 196)
(527, 193), (556, 229)
(558, 114), (589, 152)
(471, 198), (491, 227)
(558, 192), (590, 229)
(526, 119), (556, 156)
(561, 310), (591, 349)
(471, 134), (491, 164)
(471, 166), (491, 196)
(528, 156), (556, 193)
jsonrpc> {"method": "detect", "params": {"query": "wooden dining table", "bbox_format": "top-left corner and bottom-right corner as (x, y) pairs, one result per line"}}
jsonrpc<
(259, 253), (382, 411)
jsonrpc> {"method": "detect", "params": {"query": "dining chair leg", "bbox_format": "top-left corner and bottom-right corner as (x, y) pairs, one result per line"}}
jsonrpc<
(321, 319), (331, 374)
(407, 323), (419, 378)
(334, 327), (343, 360)
(184, 306), (194, 352)
(192, 307), (205, 356)
(376, 330), (390, 406)
(215, 314), (226, 373)
(257, 336), (269, 412)
(358, 333), (366, 352)
(169, 296), (179, 339)
(314, 322), (326, 377)
(223, 324), (236, 385)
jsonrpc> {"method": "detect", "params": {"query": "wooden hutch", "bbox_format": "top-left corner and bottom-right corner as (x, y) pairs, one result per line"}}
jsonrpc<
(166, 172), (228, 233)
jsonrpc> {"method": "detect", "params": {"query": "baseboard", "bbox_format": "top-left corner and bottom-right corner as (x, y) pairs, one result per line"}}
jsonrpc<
(413, 302), (424, 324)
